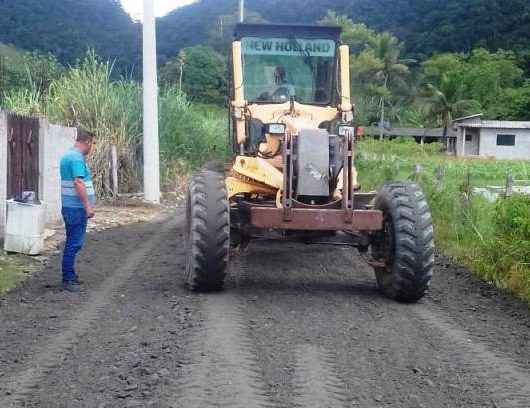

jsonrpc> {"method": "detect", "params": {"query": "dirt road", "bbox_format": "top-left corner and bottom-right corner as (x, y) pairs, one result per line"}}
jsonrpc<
(0, 210), (529, 408)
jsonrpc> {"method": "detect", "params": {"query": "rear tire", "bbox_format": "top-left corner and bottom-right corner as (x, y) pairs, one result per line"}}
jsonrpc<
(185, 170), (230, 291)
(371, 182), (435, 302)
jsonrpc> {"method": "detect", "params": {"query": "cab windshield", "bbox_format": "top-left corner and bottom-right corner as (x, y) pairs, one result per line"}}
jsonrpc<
(241, 36), (336, 105)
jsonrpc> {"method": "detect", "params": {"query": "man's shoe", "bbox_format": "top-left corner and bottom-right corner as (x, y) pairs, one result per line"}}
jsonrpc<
(62, 281), (81, 293)
(73, 278), (84, 285)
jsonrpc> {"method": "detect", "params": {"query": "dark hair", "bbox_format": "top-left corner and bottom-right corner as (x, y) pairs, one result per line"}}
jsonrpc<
(77, 129), (95, 143)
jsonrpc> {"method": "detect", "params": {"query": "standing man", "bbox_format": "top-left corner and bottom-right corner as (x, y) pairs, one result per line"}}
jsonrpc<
(59, 130), (96, 292)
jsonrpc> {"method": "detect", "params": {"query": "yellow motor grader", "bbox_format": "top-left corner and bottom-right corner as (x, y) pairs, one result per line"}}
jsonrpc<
(185, 24), (435, 302)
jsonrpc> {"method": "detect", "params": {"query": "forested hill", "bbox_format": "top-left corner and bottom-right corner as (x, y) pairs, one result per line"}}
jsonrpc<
(1, 0), (529, 68)
(0, 0), (138, 72)
(159, 0), (530, 59)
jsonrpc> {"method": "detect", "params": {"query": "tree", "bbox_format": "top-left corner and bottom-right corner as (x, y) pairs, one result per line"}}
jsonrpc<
(320, 11), (414, 129)
(421, 49), (526, 122)
(423, 74), (481, 138)
(488, 82), (530, 120)
(160, 45), (227, 105)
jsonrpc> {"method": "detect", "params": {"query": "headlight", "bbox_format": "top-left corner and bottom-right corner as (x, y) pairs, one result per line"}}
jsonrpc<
(338, 125), (355, 137)
(266, 123), (286, 135)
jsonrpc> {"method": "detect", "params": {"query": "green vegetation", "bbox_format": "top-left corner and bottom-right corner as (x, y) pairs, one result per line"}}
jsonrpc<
(319, 12), (530, 126)
(157, 0), (530, 65)
(0, 253), (36, 294)
(0, 0), (137, 74)
(357, 138), (530, 302)
(2, 2), (529, 122)
(160, 45), (227, 104)
(3, 1), (530, 77)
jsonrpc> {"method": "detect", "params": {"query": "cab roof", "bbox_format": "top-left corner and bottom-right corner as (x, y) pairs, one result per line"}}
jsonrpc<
(234, 23), (342, 41)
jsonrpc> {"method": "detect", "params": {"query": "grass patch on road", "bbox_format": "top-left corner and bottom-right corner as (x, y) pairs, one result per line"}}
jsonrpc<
(357, 138), (530, 302)
(0, 253), (32, 294)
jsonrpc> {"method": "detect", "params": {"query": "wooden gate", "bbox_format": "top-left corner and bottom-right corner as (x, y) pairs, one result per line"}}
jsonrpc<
(6, 113), (40, 200)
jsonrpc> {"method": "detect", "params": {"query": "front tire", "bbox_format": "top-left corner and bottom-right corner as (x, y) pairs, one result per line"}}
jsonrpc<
(371, 182), (435, 302)
(185, 170), (230, 291)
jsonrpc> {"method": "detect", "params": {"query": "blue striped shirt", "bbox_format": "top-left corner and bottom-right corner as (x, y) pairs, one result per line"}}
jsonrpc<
(60, 148), (96, 208)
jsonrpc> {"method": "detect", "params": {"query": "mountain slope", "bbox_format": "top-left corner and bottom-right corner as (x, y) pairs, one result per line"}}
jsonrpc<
(158, 0), (530, 58)
(1, 0), (528, 70)
(0, 0), (138, 72)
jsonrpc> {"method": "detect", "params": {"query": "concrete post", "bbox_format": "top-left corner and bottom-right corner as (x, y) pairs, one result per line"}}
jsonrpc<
(142, 0), (160, 203)
(462, 127), (466, 157)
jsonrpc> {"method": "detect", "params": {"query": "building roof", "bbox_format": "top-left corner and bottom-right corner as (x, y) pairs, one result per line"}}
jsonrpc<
(453, 113), (530, 129)
(456, 120), (530, 129)
(454, 113), (484, 122)
(364, 127), (456, 138)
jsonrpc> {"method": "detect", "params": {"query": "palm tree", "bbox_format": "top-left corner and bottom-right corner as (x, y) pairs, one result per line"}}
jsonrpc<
(371, 33), (415, 138)
(424, 73), (482, 139)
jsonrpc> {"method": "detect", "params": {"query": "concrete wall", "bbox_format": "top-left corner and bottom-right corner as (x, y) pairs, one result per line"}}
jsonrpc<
(456, 127), (530, 160)
(0, 111), (7, 237)
(0, 112), (77, 237)
(456, 128), (481, 156)
(39, 118), (77, 226)
(479, 128), (530, 160)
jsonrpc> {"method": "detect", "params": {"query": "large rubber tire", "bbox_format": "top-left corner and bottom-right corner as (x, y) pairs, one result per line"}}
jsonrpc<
(371, 182), (435, 302)
(185, 170), (230, 291)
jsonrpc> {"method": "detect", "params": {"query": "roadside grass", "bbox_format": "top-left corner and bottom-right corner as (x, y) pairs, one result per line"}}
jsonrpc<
(357, 138), (530, 302)
(158, 90), (229, 189)
(0, 253), (34, 294)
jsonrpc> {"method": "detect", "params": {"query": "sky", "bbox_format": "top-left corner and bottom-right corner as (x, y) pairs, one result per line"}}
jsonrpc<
(120, 0), (196, 19)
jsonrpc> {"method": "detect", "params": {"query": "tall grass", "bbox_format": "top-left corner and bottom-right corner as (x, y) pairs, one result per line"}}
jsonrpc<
(357, 138), (530, 302)
(46, 52), (143, 194)
(159, 88), (229, 189)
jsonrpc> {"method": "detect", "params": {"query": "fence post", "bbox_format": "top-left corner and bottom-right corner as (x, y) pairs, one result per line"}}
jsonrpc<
(435, 165), (445, 182)
(111, 145), (119, 198)
(435, 165), (445, 191)
(505, 172), (513, 198)
(463, 169), (472, 208)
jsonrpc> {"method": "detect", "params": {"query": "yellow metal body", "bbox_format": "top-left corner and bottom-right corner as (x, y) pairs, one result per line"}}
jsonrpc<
(232, 156), (283, 189)
(227, 40), (357, 203)
(232, 41), (247, 145)
(339, 45), (353, 118)
(226, 176), (277, 199)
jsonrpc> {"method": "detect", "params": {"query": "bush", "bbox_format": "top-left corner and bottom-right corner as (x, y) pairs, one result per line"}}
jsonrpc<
(158, 88), (229, 187)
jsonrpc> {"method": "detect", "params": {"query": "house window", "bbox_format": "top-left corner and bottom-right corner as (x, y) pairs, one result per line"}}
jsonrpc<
(465, 134), (473, 142)
(496, 134), (516, 146)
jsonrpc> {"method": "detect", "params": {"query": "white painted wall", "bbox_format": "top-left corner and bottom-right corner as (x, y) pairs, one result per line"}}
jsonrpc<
(456, 128), (481, 156)
(456, 126), (530, 160)
(39, 118), (77, 226)
(0, 111), (7, 237)
(479, 128), (530, 160)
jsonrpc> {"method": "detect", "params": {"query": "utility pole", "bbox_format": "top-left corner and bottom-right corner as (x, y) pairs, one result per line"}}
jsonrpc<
(142, 0), (160, 203)
(239, 0), (245, 23)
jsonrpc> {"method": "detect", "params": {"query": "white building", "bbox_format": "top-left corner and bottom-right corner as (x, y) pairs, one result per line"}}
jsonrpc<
(453, 114), (530, 160)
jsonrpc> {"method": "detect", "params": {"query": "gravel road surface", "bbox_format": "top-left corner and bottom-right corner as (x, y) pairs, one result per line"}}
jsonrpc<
(0, 210), (529, 408)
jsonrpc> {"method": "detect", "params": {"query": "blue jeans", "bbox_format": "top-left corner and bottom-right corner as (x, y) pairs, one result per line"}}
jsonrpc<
(61, 207), (88, 283)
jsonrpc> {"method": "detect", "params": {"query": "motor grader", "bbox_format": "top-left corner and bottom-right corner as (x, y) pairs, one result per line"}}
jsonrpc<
(185, 23), (434, 302)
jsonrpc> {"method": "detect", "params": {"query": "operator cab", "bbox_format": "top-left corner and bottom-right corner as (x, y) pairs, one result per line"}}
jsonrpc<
(230, 24), (351, 158)
(236, 24), (340, 106)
